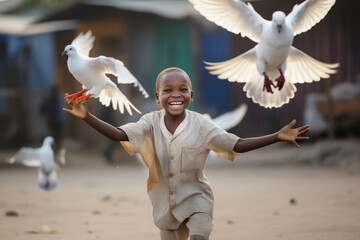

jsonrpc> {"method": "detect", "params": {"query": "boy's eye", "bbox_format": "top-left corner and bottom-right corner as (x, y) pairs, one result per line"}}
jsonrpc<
(163, 89), (171, 93)
(180, 88), (188, 91)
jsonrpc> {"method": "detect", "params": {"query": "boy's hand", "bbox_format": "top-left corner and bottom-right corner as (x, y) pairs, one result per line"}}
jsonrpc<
(62, 93), (88, 119)
(278, 120), (310, 148)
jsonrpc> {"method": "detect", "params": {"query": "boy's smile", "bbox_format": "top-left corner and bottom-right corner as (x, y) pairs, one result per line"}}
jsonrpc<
(156, 70), (193, 117)
(169, 101), (184, 110)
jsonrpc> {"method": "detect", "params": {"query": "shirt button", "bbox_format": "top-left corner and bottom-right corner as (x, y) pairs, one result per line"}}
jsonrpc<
(170, 156), (174, 160)
(169, 173), (174, 178)
(170, 191), (175, 195)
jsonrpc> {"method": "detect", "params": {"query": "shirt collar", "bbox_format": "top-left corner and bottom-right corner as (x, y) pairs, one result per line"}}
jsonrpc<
(160, 109), (189, 141)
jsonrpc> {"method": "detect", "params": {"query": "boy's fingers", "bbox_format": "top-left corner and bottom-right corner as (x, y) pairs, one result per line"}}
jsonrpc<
(289, 119), (296, 128)
(297, 125), (310, 131)
(292, 140), (300, 148)
(298, 128), (310, 135)
(62, 108), (71, 114)
(296, 136), (309, 140)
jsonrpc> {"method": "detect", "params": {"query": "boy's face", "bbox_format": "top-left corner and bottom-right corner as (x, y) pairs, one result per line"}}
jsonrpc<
(156, 71), (193, 116)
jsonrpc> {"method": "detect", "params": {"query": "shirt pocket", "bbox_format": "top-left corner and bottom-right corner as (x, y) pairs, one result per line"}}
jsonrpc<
(181, 147), (207, 172)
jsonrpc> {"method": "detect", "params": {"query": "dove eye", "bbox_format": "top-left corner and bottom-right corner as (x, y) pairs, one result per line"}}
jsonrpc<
(70, 48), (73, 50)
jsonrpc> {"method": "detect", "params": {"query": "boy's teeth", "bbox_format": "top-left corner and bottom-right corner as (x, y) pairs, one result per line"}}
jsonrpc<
(170, 102), (182, 105)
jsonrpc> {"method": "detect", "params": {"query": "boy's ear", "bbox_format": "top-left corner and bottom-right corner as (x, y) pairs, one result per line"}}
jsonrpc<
(155, 92), (160, 104)
(191, 90), (194, 101)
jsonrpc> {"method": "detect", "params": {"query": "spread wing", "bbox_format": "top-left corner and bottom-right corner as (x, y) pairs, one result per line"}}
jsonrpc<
(211, 104), (248, 130)
(285, 47), (339, 84)
(205, 47), (258, 83)
(7, 147), (41, 167)
(286, 0), (336, 36)
(71, 31), (95, 57)
(189, 0), (264, 43)
(93, 56), (149, 98)
(99, 84), (141, 115)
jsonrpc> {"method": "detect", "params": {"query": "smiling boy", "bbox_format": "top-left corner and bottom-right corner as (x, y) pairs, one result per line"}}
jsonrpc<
(63, 67), (309, 240)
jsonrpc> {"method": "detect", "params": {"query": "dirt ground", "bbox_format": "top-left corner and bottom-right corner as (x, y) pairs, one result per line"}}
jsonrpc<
(0, 143), (359, 240)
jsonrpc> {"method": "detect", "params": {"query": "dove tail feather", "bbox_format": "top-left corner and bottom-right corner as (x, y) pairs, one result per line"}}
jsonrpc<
(244, 74), (297, 108)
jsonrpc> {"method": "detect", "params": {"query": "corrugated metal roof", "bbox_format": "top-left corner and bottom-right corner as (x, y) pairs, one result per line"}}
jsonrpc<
(0, 14), (77, 35)
(84, 0), (196, 19)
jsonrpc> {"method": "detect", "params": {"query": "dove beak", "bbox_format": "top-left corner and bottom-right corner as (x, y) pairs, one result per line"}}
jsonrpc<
(62, 50), (67, 56)
(277, 24), (282, 33)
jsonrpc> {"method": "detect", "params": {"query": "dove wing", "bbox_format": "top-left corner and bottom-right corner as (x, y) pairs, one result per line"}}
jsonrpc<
(71, 31), (95, 57)
(285, 47), (339, 84)
(8, 147), (41, 167)
(286, 0), (336, 36)
(189, 0), (264, 43)
(211, 104), (248, 130)
(93, 56), (149, 98)
(205, 47), (258, 83)
(99, 84), (141, 115)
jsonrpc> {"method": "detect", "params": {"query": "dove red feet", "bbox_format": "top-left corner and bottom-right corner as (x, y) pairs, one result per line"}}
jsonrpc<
(263, 74), (275, 94)
(275, 71), (285, 90)
(44, 180), (50, 190)
(75, 94), (93, 104)
(65, 89), (87, 104)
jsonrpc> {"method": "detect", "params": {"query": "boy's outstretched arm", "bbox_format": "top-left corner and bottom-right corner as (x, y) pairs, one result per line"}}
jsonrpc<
(62, 96), (129, 142)
(233, 120), (310, 153)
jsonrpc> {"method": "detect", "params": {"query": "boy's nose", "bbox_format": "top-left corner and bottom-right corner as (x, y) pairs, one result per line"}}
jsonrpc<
(171, 91), (181, 97)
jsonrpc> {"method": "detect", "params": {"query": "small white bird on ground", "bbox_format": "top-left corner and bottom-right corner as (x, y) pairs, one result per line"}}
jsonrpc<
(6, 136), (59, 191)
(189, 0), (339, 108)
(62, 31), (149, 115)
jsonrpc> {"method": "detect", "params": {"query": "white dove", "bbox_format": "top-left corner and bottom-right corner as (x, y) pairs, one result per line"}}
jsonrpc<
(7, 136), (58, 191)
(190, 0), (339, 108)
(204, 103), (248, 162)
(62, 31), (149, 115)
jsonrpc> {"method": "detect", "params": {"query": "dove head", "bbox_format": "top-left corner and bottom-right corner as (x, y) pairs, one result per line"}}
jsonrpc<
(43, 136), (54, 146)
(272, 11), (286, 33)
(62, 45), (77, 56)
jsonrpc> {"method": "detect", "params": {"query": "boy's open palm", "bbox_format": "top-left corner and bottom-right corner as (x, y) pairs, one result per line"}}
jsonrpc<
(62, 93), (88, 119)
(278, 120), (310, 148)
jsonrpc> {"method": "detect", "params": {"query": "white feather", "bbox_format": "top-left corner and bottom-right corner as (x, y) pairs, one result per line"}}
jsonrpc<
(210, 103), (248, 130)
(286, 47), (339, 84)
(287, 0), (336, 36)
(71, 30), (94, 58)
(189, 0), (264, 42)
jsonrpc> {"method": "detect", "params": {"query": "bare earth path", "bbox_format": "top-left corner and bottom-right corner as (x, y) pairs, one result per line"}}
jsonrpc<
(0, 149), (359, 240)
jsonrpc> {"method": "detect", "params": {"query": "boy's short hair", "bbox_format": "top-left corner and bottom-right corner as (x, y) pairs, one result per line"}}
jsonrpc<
(156, 67), (192, 91)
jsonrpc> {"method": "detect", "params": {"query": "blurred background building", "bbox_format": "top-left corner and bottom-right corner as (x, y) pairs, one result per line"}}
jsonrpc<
(0, 0), (359, 148)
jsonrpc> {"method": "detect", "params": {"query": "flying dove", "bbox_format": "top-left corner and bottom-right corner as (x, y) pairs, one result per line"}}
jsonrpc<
(190, 0), (339, 108)
(62, 31), (149, 115)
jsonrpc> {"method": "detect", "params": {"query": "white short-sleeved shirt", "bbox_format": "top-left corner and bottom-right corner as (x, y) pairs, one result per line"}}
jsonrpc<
(119, 109), (239, 230)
